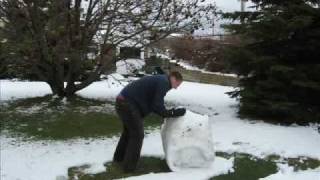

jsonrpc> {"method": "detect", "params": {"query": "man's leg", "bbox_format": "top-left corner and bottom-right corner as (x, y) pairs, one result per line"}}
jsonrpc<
(122, 106), (144, 172)
(113, 99), (131, 163)
(113, 125), (128, 162)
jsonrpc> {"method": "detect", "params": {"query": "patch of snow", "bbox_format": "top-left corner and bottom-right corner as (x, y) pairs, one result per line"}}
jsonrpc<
(169, 59), (177, 63)
(15, 105), (44, 114)
(260, 163), (320, 180)
(76, 104), (115, 114)
(176, 60), (238, 77)
(168, 33), (185, 38)
(76, 80), (126, 102)
(0, 131), (233, 180)
(52, 95), (59, 99)
(156, 53), (171, 60)
(116, 59), (145, 75)
(0, 135), (118, 180)
(121, 157), (234, 180)
(61, 97), (68, 105)
(0, 80), (51, 102)
(166, 82), (320, 160)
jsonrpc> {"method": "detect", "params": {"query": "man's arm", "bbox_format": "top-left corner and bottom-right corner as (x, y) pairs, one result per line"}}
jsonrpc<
(152, 82), (185, 118)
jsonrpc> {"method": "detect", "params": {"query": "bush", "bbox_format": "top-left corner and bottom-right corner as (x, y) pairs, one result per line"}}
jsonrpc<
(168, 36), (240, 73)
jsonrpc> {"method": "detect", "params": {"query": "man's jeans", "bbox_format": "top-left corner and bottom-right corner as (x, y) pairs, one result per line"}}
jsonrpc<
(113, 97), (144, 172)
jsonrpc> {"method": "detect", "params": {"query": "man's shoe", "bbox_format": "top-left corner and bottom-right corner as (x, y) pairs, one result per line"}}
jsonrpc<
(122, 164), (137, 173)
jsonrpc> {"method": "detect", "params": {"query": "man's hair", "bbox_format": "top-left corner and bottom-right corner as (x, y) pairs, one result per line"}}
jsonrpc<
(169, 71), (183, 81)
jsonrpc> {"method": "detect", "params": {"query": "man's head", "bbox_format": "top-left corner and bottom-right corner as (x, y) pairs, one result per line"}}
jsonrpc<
(169, 71), (183, 89)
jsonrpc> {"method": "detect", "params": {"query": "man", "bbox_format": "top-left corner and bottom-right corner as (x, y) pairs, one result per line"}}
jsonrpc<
(113, 71), (186, 172)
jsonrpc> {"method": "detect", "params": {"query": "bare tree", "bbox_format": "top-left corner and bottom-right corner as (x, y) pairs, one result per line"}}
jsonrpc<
(0, 0), (216, 97)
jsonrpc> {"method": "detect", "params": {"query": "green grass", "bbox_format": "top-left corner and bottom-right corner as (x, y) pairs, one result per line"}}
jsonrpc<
(68, 157), (170, 180)
(67, 152), (320, 180)
(212, 153), (278, 180)
(0, 95), (162, 140)
(284, 156), (320, 171)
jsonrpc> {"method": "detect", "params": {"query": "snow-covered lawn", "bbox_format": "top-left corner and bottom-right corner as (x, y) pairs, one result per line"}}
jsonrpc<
(0, 78), (319, 180)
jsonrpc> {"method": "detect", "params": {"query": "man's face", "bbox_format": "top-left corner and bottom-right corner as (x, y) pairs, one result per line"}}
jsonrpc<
(170, 77), (182, 89)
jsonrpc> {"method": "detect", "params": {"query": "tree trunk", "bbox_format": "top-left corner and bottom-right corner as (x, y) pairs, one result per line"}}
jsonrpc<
(65, 82), (77, 97)
(48, 82), (81, 98)
(48, 81), (65, 97)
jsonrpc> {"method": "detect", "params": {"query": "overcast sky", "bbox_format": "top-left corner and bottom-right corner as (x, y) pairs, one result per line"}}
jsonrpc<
(193, 0), (255, 35)
(214, 0), (253, 12)
(214, 0), (244, 12)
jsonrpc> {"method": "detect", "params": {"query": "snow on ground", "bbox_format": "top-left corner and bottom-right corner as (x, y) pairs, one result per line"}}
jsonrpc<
(260, 164), (320, 180)
(122, 157), (234, 180)
(0, 136), (117, 180)
(1, 78), (320, 180)
(172, 60), (238, 77)
(116, 58), (145, 75)
(165, 82), (320, 160)
(0, 80), (51, 102)
(0, 132), (233, 180)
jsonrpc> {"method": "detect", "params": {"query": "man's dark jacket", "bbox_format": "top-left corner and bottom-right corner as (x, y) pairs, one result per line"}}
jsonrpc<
(120, 75), (171, 117)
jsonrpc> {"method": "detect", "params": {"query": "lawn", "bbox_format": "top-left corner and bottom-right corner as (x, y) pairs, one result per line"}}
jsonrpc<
(0, 96), (162, 140)
(1, 96), (319, 180)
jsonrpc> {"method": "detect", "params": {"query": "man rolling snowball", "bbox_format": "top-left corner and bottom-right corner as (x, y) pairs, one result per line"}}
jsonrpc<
(113, 71), (186, 172)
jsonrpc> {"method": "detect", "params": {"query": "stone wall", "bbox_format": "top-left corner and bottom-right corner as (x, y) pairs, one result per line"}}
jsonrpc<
(168, 63), (238, 87)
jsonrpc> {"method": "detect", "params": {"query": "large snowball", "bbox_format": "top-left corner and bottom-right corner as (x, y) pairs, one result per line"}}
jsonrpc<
(161, 110), (215, 171)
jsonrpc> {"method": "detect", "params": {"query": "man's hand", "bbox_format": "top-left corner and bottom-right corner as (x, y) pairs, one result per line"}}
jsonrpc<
(162, 108), (186, 118)
(172, 108), (186, 117)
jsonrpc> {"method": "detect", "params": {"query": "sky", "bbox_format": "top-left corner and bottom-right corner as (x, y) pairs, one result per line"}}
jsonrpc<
(214, 0), (253, 12)
(193, 0), (255, 35)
